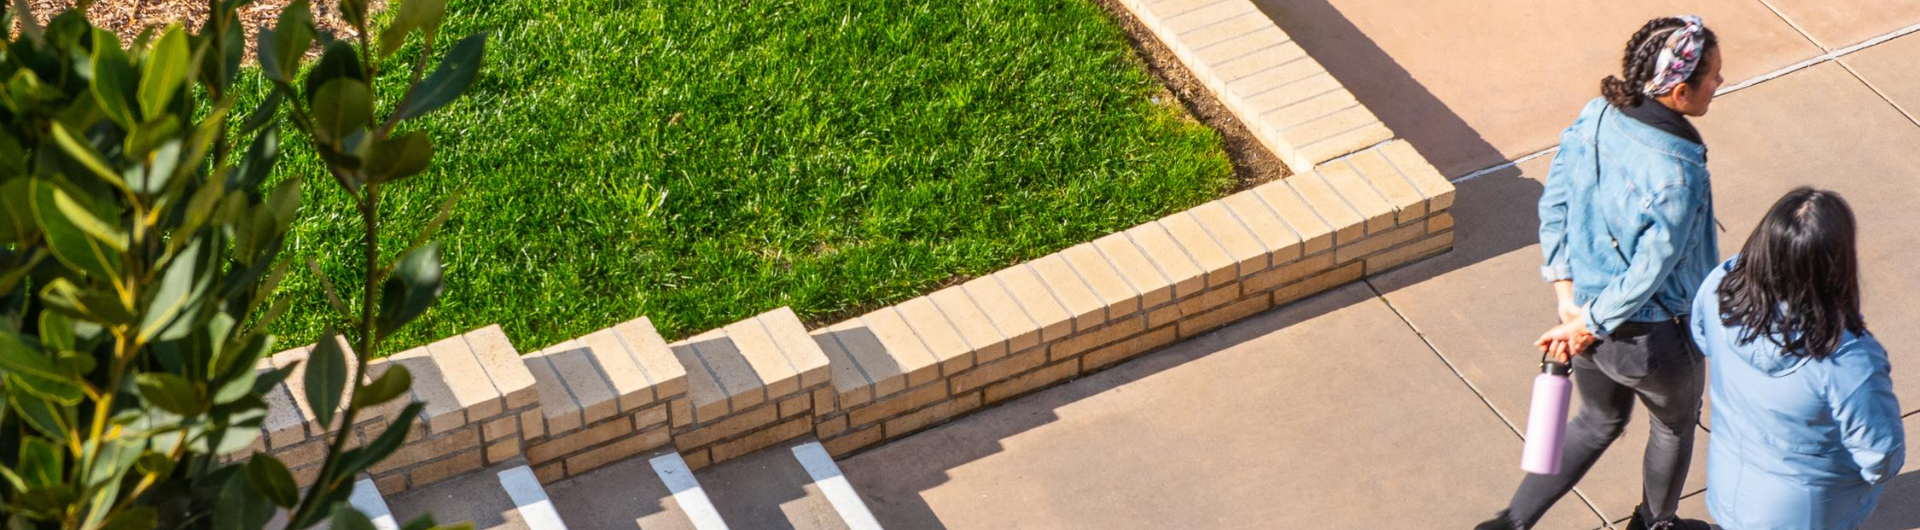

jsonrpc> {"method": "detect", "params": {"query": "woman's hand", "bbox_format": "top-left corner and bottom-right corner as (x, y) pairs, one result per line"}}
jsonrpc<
(1557, 299), (1584, 325)
(1535, 320), (1597, 363)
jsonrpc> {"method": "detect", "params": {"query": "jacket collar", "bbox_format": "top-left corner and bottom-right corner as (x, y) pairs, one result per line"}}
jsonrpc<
(1591, 98), (1709, 165)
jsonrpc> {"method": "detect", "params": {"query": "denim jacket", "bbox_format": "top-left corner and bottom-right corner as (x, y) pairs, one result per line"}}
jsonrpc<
(1539, 97), (1718, 338)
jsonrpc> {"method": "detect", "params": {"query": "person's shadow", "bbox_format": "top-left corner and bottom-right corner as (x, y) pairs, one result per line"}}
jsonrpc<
(1863, 469), (1920, 530)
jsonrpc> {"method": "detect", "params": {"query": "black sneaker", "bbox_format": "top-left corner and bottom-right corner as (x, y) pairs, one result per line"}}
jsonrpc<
(1474, 511), (1519, 530)
(1624, 507), (1712, 530)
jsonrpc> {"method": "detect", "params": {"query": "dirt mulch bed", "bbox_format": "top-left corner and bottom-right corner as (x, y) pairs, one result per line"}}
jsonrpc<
(21, 0), (381, 56)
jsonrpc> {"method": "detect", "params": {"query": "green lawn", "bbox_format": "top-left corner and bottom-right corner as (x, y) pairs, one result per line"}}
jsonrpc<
(265, 0), (1234, 354)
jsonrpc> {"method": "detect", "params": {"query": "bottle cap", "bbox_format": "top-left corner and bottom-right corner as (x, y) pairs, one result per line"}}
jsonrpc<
(1542, 361), (1572, 377)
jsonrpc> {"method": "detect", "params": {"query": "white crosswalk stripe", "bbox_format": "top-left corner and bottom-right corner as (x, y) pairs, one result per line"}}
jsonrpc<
(791, 442), (883, 530)
(498, 465), (570, 530)
(650, 452), (732, 530)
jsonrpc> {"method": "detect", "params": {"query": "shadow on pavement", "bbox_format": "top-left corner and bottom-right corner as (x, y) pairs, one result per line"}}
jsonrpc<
(1864, 470), (1920, 530)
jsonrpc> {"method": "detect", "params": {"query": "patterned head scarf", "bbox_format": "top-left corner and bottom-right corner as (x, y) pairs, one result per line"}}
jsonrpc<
(1643, 15), (1707, 97)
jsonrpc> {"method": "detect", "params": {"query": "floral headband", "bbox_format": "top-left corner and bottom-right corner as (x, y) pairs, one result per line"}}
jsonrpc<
(1643, 15), (1706, 97)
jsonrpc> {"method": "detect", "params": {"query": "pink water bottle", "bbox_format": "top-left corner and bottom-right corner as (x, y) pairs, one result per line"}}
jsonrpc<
(1521, 361), (1573, 474)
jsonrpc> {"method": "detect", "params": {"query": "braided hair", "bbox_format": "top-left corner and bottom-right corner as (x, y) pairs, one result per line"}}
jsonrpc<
(1601, 17), (1719, 109)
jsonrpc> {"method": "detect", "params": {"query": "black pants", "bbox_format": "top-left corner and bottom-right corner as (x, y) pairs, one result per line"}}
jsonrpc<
(1503, 320), (1706, 528)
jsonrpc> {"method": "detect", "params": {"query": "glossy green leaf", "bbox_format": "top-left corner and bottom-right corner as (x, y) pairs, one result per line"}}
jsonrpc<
(304, 40), (365, 102)
(135, 373), (201, 415)
(213, 469), (276, 530)
(10, 387), (71, 440)
(232, 124), (281, 191)
(139, 25), (189, 117)
(339, 402), (422, 477)
(18, 437), (62, 488)
(0, 178), (34, 244)
(350, 363), (409, 410)
(0, 330), (84, 404)
(123, 115), (182, 161)
(47, 123), (128, 192)
(245, 456), (299, 508)
(98, 507), (155, 530)
(392, 32), (486, 122)
(138, 237), (207, 344)
(311, 78), (372, 145)
(258, 2), (313, 83)
(331, 503), (378, 530)
(376, 242), (443, 338)
(90, 29), (138, 127)
(41, 278), (135, 326)
(379, 0), (446, 58)
(399, 514), (439, 530)
(366, 130), (433, 183)
(31, 177), (125, 282)
(37, 311), (74, 353)
(304, 329), (348, 427)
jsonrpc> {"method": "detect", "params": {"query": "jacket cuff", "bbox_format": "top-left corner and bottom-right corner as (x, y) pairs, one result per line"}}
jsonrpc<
(1582, 301), (1611, 339)
(1540, 264), (1573, 283)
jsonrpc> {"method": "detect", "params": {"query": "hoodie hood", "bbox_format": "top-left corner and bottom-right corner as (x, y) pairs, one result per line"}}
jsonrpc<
(1698, 258), (1813, 377)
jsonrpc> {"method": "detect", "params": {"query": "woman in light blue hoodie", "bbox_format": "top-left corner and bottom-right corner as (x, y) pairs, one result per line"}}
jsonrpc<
(1691, 188), (1905, 530)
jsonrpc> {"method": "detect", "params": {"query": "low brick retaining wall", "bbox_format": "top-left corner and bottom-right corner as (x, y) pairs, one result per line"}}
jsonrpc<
(239, 0), (1459, 493)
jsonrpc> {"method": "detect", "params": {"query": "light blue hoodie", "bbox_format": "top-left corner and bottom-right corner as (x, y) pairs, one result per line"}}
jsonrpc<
(1691, 257), (1905, 530)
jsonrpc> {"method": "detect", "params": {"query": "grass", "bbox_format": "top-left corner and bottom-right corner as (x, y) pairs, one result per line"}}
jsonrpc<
(263, 0), (1234, 354)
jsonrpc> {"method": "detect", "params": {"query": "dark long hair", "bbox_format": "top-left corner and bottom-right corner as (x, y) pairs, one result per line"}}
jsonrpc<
(1717, 188), (1866, 359)
(1601, 17), (1720, 109)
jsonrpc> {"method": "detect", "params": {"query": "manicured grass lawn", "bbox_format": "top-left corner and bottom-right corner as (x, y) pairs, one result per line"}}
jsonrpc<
(267, 0), (1233, 353)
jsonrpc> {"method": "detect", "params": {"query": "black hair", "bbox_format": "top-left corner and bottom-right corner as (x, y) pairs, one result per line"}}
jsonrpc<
(1717, 187), (1866, 359)
(1601, 17), (1720, 109)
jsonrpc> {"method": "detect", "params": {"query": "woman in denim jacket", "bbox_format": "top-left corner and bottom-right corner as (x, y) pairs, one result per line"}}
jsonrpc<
(1692, 189), (1904, 530)
(1480, 15), (1723, 530)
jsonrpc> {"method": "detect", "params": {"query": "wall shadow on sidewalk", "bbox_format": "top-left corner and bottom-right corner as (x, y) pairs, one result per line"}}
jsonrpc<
(1863, 470), (1920, 530)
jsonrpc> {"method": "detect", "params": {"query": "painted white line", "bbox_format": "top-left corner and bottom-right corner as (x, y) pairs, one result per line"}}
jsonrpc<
(349, 478), (399, 530)
(791, 442), (884, 530)
(649, 453), (731, 530)
(497, 466), (570, 530)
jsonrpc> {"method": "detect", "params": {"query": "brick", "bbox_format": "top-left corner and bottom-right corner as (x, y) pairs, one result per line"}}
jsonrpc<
(276, 439), (327, 470)
(1245, 251), (1335, 294)
(1091, 233), (1175, 309)
(424, 335), (506, 422)
(1222, 191), (1304, 265)
(779, 394), (810, 418)
(1250, 180), (1335, 254)
(462, 325), (538, 410)
(1379, 140), (1456, 212)
(1061, 243), (1142, 319)
(929, 285), (1012, 364)
(822, 426), (882, 457)
(961, 276), (1052, 347)
(268, 347), (323, 431)
(676, 404), (778, 450)
(670, 342), (734, 425)
(884, 392), (983, 439)
(1268, 88), (1359, 131)
(1346, 149), (1428, 222)
(984, 360), (1079, 404)
(358, 359), (414, 428)
(670, 397), (693, 428)
(633, 403), (669, 429)
(1334, 222), (1426, 264)
(1190, 22), (1287, 66)
(1123, 223), (1207, 299)
(1282, 172), (1365, 245)
(1315, 163), (1395, 235)
(990, 266), (1075, 342)
(755, 307), (833, 389)
(812, 325), (883, 409)
(1050, 315), (1148, 362)
(293, 464), (321, 488)
(411, 450), (485, 487)
(812, 387), (838, 416)
(484, 416), (518, 441)
(713, 417), (811, 463)
(1366, 231), (1454, 274)
(1217, 41), (1312, 85)
(529, 416), (633, 465)
(523, 352), (582, 435)
(542, 341), (621, 425)
(1024, 257), (1107, 332)
(1146, 303), (1184, 329)
(534, 462), (565, 484)
(1177, 286), (1241, 319)
(375, 473), (408, 495)
(380, 346), (466, 435)
(1179, 295), (1272, 338)
(577, 328), (660, 413)
(521, 408), (546, 439)
(1222, 44), (1317, 96)
(486, 438), (521, 463)
(1275, 262), (1365, 306)
(896, 296), (975, 375)
(1428, 212), (1455, 233)
(686, 331), (768, 415)
(567, 427), (669, 475)
(1188, 202), (1270, 276)
(721, 317), (801, 402)
(1163, 0), (1255, 33)
(850, 382), (947, 428)
(858, 308), (943, 388)
(817, 414), (850, 439)
(1299, 122), (1395, 167)
(262, 375), (309, 449)
(1086, 325), (1180, 371)
(611, 317), (691, 400)
(1242, 71), (1344, 117)
(950, 346), (1047, 395)
(373, 426), (479, 475)
(1156, 216), (1237, 288)
(683, 448), (713, 471)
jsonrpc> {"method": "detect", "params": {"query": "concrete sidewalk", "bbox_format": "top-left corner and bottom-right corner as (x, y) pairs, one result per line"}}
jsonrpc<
(835, 2), (1920, 528)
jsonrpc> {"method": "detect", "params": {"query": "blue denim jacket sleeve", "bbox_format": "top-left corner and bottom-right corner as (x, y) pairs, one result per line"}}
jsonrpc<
(1581, 183), (1698, 337)
(1537, 130), (1579, 283)
(1830, 350), (1906, 484)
